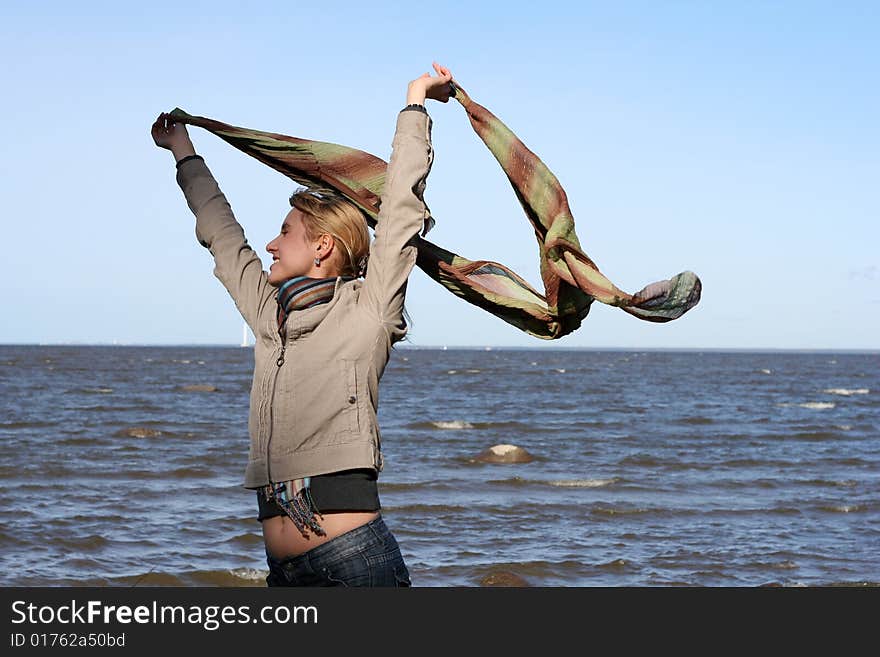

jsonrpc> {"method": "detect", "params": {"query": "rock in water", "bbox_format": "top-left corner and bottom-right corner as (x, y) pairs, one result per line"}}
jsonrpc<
(178, 384), (218, 392)
(475, 444), (534, 464)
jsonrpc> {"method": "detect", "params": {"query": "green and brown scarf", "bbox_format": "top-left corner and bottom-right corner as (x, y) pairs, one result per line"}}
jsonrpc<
(169, 80), (701, 340)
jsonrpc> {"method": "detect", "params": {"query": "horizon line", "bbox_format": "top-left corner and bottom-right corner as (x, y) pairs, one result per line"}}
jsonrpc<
(1, 342), (878, 354)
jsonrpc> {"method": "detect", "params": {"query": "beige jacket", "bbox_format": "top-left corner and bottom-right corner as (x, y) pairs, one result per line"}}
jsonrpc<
(175, 109), (433, 488)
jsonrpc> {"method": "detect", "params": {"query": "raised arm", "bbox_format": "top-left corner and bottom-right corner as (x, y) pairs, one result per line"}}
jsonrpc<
(152, 113), (273, 332)
(360, 63), (454, 338)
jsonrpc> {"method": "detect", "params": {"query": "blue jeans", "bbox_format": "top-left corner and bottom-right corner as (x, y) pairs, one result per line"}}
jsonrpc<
(265, 515), (412, 587)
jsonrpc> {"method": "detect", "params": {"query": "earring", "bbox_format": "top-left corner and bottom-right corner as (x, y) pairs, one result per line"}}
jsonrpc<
(314, 257), (321, 266)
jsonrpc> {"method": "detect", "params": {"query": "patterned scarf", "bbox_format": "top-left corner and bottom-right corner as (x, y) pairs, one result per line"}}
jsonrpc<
(263, 479), (325, 538)
(276, 275), (353, 328)
(168, 79), (701, 340)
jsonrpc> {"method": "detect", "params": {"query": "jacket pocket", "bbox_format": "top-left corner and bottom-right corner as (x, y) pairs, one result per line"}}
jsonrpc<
(340, 358), (361, 435)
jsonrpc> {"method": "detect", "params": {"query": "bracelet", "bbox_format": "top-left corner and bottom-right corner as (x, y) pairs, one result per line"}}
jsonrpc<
(175, 154), (204, 168)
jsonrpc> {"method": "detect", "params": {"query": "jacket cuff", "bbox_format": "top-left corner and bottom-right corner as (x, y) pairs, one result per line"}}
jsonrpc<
(175, 154), (204, 169)
(401, 104), (428, 115)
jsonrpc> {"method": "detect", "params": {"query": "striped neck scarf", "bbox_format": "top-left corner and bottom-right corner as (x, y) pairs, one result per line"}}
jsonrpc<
(276, 275), (353, 328)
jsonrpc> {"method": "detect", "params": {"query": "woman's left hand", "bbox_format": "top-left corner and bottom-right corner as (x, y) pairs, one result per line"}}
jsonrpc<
(407, 62), (454, 105)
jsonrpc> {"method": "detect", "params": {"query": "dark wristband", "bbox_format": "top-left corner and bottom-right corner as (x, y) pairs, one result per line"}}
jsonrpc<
(401, 104), (428, 114)
(175, 154), (204, 169)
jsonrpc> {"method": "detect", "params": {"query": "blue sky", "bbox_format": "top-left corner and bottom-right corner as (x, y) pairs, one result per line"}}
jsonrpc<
(1, 1), (877, 349)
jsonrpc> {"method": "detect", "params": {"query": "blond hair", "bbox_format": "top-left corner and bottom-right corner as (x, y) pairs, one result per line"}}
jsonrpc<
(289, 188), (370, 278)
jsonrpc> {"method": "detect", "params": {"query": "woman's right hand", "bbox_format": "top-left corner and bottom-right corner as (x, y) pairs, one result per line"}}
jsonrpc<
(151, 112), (196, 160)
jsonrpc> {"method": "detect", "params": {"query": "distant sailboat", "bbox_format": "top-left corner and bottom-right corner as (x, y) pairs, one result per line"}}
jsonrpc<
(241, 322), (249, 347)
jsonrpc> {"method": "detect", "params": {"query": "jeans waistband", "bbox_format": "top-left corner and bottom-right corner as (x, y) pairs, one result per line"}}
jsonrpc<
(266, 514), (390, 568)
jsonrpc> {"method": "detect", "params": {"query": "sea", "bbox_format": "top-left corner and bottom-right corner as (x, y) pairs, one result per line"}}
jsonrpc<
(0, 344), (877, 587)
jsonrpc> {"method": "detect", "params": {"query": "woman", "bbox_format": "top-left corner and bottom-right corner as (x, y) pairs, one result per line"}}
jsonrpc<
(151, 62), (454, 586)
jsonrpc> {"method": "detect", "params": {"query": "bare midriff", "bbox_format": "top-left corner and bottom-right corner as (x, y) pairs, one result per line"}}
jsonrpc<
(262, 510), (380, 560)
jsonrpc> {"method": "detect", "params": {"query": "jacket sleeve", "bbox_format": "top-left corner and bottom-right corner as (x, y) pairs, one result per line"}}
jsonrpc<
(360, 107), (434, 341)
(175, 157), (273, 332)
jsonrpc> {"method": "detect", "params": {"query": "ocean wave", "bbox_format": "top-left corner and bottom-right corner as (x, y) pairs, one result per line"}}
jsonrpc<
(483, 476), (533, 487)
(759, 581), (810, 588)
(817, 504), (863, 513)
(482, 477), (619, 489)
(776, 402), (836, 410)
(695, 506), (802, 517)
(718, 458), (797, 468)
(0, 420), (56, 429)
(408, 419), (534, 432)
(60, 436), (106, 446)
(619, 454), (664, 467)
(800, 478), (858, 488)
(822, 457), (875, 466)
(98, 469), (163, 480)
(570, 419), (624, 430)
(0, 529), (29, 547)
(65, 557), (105, 572)
(13, 464), (95, 479)
(675, 416), (715, 425)
(591, 504), (650, 516)
(382, 503), (471, 514)
(76, 404), (165, 413)
(822, 581), (880, 587)
(467, 559), (589, 579)
(221, 533), (264, 547)
(743, 559), (799, 571)
(228, 567), (267, 582)
(430, 420), (475, 430)
(77, 387), (114, 394)
(54, 534), (110, 550)
(786, 431), (845, 441)
(110, 572), (185, 587)
(377, 481), (443, 492)
(549, 478), (619, 488)
(114, 427), (166, 438)
(168, 466), (216, 479)
(121, 569), (266, 587)
(823, 388), (869, 396)
(756, 506), (803, 516)
(430, 559), (589, 585)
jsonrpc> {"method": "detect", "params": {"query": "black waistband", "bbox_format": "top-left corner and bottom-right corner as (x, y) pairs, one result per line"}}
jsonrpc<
(256, 469), (380, 521)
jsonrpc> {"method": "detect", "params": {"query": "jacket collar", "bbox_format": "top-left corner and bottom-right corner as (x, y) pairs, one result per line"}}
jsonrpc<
(282, 277), (359, 340)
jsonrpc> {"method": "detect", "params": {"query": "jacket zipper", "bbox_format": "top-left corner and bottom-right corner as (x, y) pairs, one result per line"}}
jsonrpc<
(266, 321), (287, 483)
(276, 325), (286, 367)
